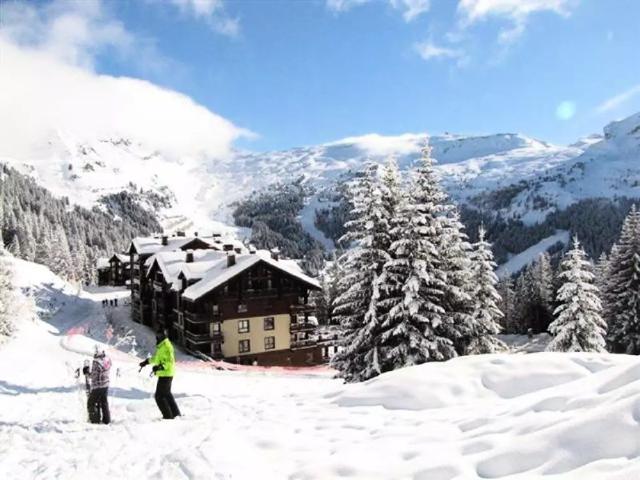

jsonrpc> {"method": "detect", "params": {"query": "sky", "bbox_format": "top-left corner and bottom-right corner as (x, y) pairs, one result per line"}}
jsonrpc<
(1, 0), (639, 153)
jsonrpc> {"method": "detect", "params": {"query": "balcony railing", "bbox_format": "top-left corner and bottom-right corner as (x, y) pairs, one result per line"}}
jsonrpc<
(290, 338), (317, 350)
(290, 322), (317, 333)
(183, 311), (215, 324)
(185, 330), (224, 344)
(290, 304), (315, 313)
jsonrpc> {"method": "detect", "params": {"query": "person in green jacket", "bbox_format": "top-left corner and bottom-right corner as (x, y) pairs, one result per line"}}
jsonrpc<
(139, 329), (181, 419)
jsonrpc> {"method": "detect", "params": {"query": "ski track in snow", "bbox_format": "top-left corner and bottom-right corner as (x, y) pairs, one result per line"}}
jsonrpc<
(2, 262), (640, 479)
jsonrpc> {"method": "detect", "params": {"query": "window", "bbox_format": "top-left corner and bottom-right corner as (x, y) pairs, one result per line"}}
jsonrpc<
(177, 313), (184, 328)
(211, 322), (221, 333)
(212, 304), (219, 314)
(264, 336), (275, 350)
(264, 317), (274, 330)
(238, 319), (250, 333)
(238, 304), (248, 313)
(239, 339), (250, 353)
(212, 343), (222, 355)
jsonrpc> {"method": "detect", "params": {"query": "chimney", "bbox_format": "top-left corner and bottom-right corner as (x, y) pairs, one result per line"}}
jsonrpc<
(194, 231), (198, 237)
(161, 235), (168, 246)
(249, 245), (257, 254)
(227, 252), (236, 268)
(186, 251), (194, 263)
(270, 248), (280, 261)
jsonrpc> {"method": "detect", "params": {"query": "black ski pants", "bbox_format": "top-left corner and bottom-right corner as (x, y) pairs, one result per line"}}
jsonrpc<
(155, 377), (181, 419)
(88, 387), (110, 424)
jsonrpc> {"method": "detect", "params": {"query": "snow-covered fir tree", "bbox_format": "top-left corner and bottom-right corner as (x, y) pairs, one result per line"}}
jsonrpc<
(466, 226), (505, 354)
(437, 208), (475, 355)
(497, 277), (517, 333)
(375, 145), (455, 373)
(547, 237), (606, 352)
(331, 162), (393, 382)
(515, 253), (555, 333)
(605, 205), (640, 354)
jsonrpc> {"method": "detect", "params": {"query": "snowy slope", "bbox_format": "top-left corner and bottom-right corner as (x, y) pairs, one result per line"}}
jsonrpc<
(1, 259), (640, 479)
(2, 113), (639, 241)
(497, 230), (570, 278)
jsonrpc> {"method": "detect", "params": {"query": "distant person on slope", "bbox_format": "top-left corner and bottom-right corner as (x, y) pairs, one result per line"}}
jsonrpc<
(83, 349), (112, 424)
(139, 330), (181, 419)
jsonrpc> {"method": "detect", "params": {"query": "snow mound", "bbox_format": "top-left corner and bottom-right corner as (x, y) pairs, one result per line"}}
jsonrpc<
(328, 353), (640, 478)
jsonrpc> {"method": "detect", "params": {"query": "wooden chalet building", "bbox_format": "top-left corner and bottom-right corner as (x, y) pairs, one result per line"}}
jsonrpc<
(128, 233), (231, 325)
(108, 254), (131, 286)
(145, 249), (227, 338)
(127, 233), (325, 366)
(175, 250), (323, 366)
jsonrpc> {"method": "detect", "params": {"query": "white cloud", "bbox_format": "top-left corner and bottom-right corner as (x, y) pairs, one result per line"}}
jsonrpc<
(0, 2), (249, 161)
(327, 0), (430, 22)
(457, 0), (576, 43)
(595, 84), (640, 114)
(390, 0), (431, 22)
(0, 0), (133, 69)
(414, 41), (464, 60)
(164, 0), (240, 36)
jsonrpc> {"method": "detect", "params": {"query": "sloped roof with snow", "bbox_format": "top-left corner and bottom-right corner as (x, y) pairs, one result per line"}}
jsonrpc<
(146, 250), (227, 288)
(182, 250), (320, 301)
(97, 257), (110, 269)
(130, 235), (247, 257)
(109, 253), (130, 264)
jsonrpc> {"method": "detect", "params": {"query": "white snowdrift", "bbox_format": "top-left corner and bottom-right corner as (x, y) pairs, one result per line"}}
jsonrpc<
(1, 259), (640, 480)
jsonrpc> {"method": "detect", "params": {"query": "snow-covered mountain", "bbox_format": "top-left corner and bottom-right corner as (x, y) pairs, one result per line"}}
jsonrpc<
(2, 112), (639, 243)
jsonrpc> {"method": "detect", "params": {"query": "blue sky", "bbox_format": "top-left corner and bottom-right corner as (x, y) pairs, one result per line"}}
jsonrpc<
(4, 0), (640, 151)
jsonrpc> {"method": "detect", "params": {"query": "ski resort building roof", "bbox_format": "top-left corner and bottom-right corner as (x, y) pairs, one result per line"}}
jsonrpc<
(109, 253), (130, 264)
(181, 250), (320, 301)
(146, 250), (227, 288)
(130, 234), (246, 257)
(96, 257), (110, 270)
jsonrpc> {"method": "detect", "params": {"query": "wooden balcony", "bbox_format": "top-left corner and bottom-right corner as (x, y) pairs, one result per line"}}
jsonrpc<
(290, 338), (317, 350)
(290, 304), (315, 313)
(183, 311), (216, 324)
(185, 330), (224, 345)
(290, 322), (317, 333)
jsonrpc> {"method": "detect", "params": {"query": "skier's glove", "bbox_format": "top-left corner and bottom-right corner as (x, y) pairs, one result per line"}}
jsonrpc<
(152, 365), (163, 373)
(82, 366), (90, 375)
(139, 359), (149, 368)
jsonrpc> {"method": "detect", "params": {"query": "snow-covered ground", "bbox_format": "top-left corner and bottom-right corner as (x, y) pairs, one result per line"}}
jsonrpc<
(2, 258), (640, 479)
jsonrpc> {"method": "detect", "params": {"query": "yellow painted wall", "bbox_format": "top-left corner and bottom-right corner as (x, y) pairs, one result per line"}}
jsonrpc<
(221, 314), (291, 358)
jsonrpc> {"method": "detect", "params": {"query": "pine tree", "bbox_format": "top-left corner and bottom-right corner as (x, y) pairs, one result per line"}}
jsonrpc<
(466, 226), (506, 354)
(605, 205), (640, 354)
(497, 277), (517, 333)
(547, 237), (606, 352)
(375, 145), (455, 372)
(438, 209), (474, 354)
(331, 162), (393, 382)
